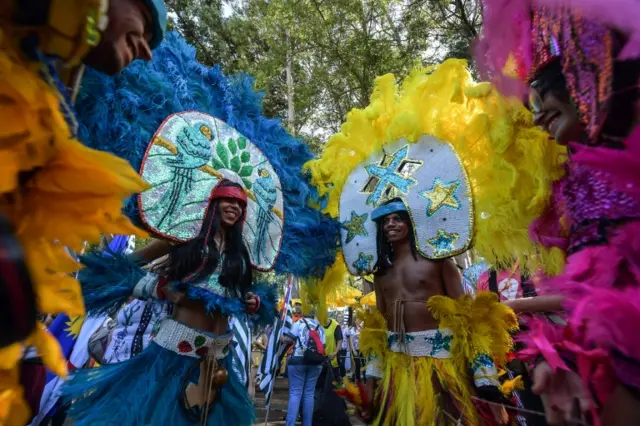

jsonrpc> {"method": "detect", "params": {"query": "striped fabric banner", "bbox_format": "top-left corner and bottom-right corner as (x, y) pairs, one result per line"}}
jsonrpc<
(258, 277), (294, 405)
(231, 314), (252, 389)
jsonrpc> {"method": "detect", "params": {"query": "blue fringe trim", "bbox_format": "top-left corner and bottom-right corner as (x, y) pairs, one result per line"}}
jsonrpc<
(62, 341), (254, 426)
(248, 281), (278, 328)
(75, 32), (340, 278)
(171, 282), (245, 317)
(78, 252), (145, 316)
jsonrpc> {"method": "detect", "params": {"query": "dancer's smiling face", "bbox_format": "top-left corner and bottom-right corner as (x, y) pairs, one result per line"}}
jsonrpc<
(218, 198), (245, 228)
(529, 61), (585, 146)
(84, 0), (154, 75)
(382, 212), (409, 243)
(530, 87), (584, 146)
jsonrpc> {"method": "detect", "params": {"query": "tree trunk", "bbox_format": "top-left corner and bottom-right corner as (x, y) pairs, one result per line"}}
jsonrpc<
(285, 32), (296, 135)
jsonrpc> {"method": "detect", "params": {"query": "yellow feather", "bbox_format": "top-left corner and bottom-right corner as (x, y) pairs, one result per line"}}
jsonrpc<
(305, 59), (567, 275)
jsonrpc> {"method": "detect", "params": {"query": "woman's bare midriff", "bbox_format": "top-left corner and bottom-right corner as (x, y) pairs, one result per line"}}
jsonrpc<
(172, 299), (229, 335)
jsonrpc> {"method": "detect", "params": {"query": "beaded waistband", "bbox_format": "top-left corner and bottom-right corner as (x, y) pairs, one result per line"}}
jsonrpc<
(153, 318), (232, 360)
(387, 329), (453, 358)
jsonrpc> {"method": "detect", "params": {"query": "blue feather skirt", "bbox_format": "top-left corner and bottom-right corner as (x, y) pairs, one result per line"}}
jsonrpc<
(63, 333), (254, 425)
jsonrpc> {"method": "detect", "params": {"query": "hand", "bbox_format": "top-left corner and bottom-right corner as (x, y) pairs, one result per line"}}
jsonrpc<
(489, 403), (509, 425)
(356, 407), (373, 424)
(532, 361), (593, 425)
(244, 292), (258, 313)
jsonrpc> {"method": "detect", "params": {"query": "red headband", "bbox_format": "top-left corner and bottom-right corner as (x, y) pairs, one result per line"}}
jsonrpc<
(211, 185), (248, 205)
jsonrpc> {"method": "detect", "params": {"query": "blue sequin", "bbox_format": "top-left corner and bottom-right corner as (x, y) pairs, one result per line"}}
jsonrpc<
(364, 145), (417, 206)
(426, 229), (459, 256)
(388, 334), (415, 348)
(472, 354), (495, 371)
(424, 331), (453, 355)
(352, 252), (374, 274)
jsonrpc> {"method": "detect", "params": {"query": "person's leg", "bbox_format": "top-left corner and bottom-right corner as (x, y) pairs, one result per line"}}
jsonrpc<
(333, 366), (342, 382)
(339, 349), (347, 377)
(355, 352), (362, 381)
(286, 364), (305, 426)
(301, 365), (323, 426)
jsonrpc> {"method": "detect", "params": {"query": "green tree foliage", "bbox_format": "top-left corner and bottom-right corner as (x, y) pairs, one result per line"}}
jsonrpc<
(165, 0), (481, 151)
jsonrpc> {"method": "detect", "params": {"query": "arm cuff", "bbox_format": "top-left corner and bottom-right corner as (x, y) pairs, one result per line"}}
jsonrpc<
(132, 273), (160, 299)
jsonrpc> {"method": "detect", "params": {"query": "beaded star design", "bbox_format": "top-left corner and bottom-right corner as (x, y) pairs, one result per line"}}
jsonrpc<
(388, 333), (415, 347)
(426, 229), (459, 257)
(472, 354), (496, 372)
(420, 178), (460, 216)
(425, 330), (453, 356)
(341, 211), (369, 244)
(352, 252), (374, 274)
(361, 145), (422, 206)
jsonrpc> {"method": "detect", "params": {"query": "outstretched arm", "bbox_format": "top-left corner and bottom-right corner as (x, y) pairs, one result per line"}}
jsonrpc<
(442, 259), (464, 299)
(503, 295), (564, 313)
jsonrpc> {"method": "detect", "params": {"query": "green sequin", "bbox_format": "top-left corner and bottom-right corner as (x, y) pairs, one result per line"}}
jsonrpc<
(194, 335), (206, 348)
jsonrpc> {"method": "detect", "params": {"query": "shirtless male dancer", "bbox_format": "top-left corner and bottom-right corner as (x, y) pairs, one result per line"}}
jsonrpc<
(360, 199), (509, 426)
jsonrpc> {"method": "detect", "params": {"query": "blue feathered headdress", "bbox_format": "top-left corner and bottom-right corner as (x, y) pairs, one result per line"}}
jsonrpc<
(75, 32), (339, 278)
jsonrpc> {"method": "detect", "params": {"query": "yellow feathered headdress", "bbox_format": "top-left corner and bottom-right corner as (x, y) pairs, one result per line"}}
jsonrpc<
(304, 59), (566, 290)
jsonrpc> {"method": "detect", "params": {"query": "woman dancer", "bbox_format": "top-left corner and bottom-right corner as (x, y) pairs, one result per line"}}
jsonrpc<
(64, 179), (275, 426)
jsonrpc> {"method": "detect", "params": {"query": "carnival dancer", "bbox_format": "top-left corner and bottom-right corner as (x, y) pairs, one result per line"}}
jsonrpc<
(356, 199), (511, 425)
(476, 0), (640, 423)
(64, 178), (276, 426)
(0, 1), (167, 423)
(304, 58), (568, 425)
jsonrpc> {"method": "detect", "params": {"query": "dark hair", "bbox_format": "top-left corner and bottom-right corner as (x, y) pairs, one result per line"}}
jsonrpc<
(373, 198), (418, 276)
(160, 180), (252, 299)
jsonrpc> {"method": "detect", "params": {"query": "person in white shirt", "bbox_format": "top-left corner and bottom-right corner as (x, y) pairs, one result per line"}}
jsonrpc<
(285, 312), (325, 426)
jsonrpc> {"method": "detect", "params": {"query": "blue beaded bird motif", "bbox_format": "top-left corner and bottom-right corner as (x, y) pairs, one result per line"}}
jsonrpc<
(151, 121), (213, 229)
(252, 169), (278, 264)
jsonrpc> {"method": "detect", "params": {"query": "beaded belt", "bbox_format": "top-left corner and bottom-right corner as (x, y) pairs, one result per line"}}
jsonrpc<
(387, 328), (453, 358)
(153, 319), (232, 360)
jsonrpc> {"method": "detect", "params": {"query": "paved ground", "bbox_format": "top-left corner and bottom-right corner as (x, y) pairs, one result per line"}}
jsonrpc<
(253, 377), (365, 426)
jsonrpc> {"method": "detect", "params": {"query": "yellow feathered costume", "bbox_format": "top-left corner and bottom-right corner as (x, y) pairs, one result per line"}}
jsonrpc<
(0, 4), (147, 424)
(304, 59), (566, 425)
(359, 294), (517, 426)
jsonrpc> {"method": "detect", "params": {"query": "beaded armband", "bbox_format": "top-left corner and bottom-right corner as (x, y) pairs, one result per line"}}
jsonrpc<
(471, 354), (500, 388)
(133, 273), (167, 300)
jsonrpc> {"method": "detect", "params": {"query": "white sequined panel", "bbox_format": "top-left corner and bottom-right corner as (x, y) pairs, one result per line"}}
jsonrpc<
(386, 329), (453, 358)
(339, 135), (473, 275)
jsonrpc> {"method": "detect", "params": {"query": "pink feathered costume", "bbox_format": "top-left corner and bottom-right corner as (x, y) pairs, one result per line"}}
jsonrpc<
(476, 0), (640, 413)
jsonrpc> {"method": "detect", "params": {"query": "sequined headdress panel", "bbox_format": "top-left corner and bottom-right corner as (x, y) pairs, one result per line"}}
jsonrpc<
(529, 6), (616, 141)
(138, 111), (284, 271)
(338, 135), (474, 276)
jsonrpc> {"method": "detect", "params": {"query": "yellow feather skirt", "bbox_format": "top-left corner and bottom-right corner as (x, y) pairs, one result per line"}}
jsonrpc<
(0, 28), (148, 425)
(359, 293), (518, 426)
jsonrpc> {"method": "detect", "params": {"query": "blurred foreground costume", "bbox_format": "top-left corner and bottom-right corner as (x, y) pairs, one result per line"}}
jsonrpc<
(0, 1), (165, 424)
(477, 0), (640, 412)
